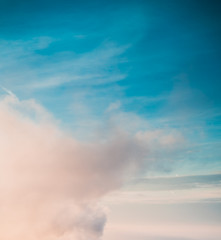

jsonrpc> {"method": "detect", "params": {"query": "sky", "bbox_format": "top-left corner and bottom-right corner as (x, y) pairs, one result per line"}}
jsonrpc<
(0, 0), (221, 239)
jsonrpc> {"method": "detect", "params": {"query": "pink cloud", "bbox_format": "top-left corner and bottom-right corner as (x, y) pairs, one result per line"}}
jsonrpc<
(0, 94), (147, 240)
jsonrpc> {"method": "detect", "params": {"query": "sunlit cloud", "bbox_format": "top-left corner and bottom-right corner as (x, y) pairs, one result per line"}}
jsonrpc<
(0, 90), (189, 239)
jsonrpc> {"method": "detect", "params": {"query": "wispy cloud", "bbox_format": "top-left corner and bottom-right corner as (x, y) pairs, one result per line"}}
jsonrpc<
(104, 223), (221, 240)
(103, 173), (221, 205)
(132, 173), (221, 190)
(0, 38), (128, 91)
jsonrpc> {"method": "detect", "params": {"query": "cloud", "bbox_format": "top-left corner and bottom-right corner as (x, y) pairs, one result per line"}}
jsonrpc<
(133, 173), (221, 191)
(103, 173), (221, 205)
(104, 223), (221, 240)
(0, 39), (128, 92)
(0, 91), (187, 239)
(0, 93), (148, 240)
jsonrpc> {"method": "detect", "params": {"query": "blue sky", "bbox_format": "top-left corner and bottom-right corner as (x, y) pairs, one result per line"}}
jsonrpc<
(0, 0), (221, 239)
(1, 0), (220, 174)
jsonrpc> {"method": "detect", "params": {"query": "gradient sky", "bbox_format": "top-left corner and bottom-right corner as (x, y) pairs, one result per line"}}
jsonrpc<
(0, 0), (221, 240)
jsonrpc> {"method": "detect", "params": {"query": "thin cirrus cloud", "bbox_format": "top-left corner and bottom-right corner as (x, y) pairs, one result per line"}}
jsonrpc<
(0, 38), (128, 91)
(103, 173), (221, 205)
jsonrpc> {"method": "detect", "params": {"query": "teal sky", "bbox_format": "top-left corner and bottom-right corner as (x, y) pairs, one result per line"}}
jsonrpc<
(0, 1), (221, 239)
(0, 0), (221, 175)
